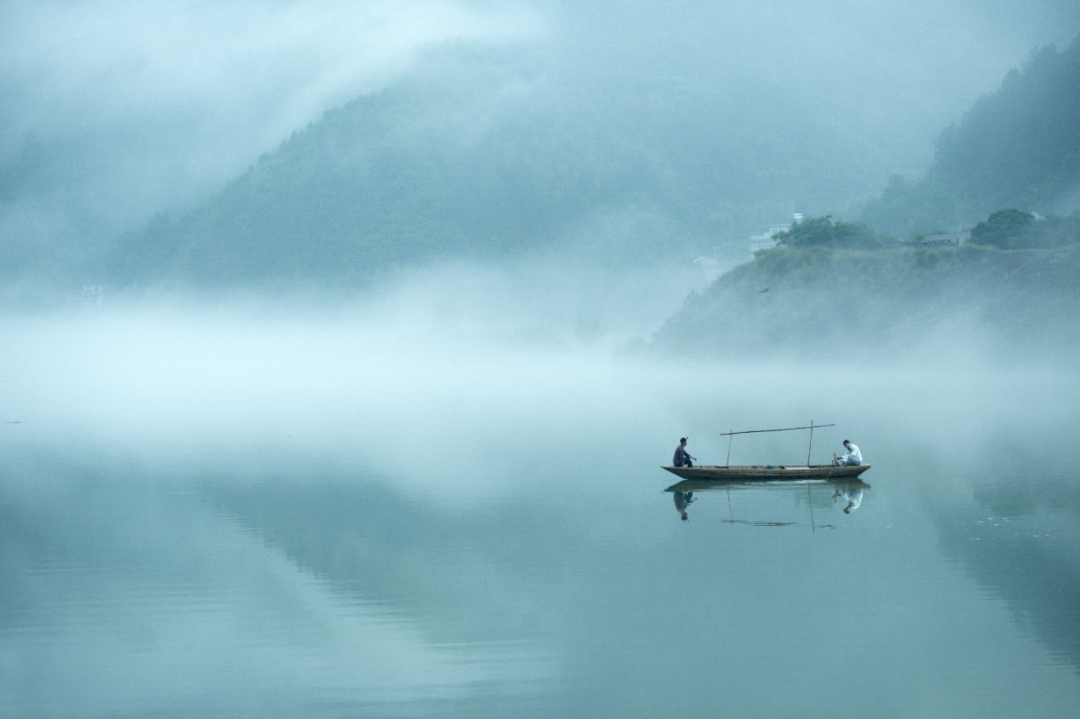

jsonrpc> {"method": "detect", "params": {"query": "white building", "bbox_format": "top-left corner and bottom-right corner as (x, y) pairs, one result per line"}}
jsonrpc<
(750, 213), (803, 256)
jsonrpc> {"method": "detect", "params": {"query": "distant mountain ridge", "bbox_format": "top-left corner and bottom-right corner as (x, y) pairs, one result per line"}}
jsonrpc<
(655, 35), (1080, 359)
(110, 45), (899, 289)
(110, 31), (1080, 291)
(115, 52), (623, 286)
(860, 34), (1080, 236)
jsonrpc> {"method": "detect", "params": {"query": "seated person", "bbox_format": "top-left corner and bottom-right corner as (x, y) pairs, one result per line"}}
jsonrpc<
(673, 438), (696, 467)
(837, 440), (862, 466)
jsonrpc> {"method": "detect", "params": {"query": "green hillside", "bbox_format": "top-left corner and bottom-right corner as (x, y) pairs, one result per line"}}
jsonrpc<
(861, 35), (1080, 237)
(657, 35), (1080, 360)
(110, 45), (900, 288)
(652, 239), (1080, 358)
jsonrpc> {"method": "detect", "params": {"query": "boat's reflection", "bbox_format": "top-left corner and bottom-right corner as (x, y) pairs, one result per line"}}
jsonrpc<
(667, 478), (871, 530)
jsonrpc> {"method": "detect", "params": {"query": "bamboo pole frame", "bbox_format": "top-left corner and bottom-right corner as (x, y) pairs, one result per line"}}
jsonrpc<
(719, 422), (836, 468)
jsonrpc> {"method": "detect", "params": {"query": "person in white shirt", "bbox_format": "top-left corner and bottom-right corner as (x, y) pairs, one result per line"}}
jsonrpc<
(837, 440), (862, 466)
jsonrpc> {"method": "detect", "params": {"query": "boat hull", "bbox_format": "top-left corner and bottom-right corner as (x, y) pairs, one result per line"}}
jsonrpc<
(662, 464), (870, 481)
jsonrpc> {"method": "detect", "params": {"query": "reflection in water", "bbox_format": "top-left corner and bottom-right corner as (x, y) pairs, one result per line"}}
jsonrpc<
(673, 491), (695, 520)
(833, 482), (864, 513)
(0, 472), (556, 717)
(665, 478), (870, 529)
(3, 335), (1078, 718)
(932, 470), (1080, 677)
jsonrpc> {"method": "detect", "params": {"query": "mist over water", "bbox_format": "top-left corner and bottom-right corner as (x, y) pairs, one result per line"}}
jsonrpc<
(3, 1), (1080, 716)
(2, 297), (1079, 717)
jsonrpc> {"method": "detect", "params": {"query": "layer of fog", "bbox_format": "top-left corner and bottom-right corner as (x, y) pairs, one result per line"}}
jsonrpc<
(4, 291), (1078, 715)
(3, 285), (1076, 505)
(551, 0), (1080, 172)
(4, 0), (1080, 288)
(0, 0), (541, 231)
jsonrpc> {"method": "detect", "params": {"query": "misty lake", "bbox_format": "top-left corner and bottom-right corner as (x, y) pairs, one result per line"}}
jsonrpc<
(2, 307), (1078, 718)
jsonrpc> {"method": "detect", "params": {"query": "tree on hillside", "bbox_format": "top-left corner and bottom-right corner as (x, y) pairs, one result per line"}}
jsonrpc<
(969, 209), (1036, 249)
(969, 208), (1080, 249)
(776, 215), (878, 249)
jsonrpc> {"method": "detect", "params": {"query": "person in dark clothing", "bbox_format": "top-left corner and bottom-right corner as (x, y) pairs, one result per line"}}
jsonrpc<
(673, 438), (696, 467)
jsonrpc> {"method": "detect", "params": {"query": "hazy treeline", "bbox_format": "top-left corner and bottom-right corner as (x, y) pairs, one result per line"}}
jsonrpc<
(651, 33), (1080, 360)
(861, 35), (1080, 237)
(2, 4), (1077, 346)
(772, 208), (1080, 251)
(109, 41), (904, 290)
(969, 208), (1080, 249)
(98, 27), (1080, 293)
(773, 215), (880, 249)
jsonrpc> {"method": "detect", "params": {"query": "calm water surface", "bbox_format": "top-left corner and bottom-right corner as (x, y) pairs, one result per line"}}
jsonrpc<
(2, 317), (1078, 718)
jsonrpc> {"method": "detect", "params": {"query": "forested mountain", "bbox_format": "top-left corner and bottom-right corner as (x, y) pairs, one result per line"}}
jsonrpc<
(110, 44), (898, 288)
(861, 34), (1080, 237)
(5, 5), (1079, 298)
(656, 34), (1080, 359)
(114, 49), (660, 286)
(114, 32), (1080, 290)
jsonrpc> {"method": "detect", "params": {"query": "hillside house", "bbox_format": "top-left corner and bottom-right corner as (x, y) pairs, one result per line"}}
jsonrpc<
(750, 214), (802, 256)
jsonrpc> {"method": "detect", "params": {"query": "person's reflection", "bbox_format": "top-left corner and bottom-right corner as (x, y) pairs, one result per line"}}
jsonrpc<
(833, 483), (863, 513)
(674, 491), (696, 521)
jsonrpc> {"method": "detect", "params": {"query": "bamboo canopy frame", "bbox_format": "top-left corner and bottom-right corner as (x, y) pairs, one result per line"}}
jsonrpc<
(721, 421), (836, 467)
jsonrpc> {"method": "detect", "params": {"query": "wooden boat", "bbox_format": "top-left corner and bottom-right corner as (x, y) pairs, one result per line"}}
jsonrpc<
(662, 463), (869, 481)
(664, 421), (871, 482)
(664, 476), (870, 494)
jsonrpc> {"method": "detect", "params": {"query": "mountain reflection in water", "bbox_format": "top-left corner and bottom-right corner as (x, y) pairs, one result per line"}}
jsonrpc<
(2, 344), (1078, 718)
